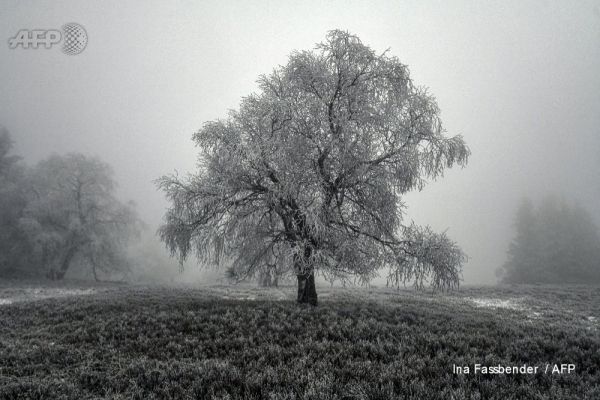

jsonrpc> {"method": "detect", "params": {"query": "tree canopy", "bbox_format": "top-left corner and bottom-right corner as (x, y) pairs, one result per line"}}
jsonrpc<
(159, 30), (469, 304)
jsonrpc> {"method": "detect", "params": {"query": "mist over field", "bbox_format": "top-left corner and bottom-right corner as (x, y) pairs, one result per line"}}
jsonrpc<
(2, 2), (600, 399)
(1, 0), (600, 284)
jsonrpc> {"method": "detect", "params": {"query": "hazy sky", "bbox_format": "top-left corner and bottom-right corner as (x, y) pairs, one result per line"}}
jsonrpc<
(2, 0), (599, 284)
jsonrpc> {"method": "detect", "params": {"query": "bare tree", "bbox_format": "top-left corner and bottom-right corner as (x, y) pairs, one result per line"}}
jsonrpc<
(158, 30), (469, 305)
(20, 153), (141, 280)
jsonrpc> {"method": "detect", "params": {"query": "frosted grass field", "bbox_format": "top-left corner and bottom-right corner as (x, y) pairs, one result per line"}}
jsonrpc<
(1, 281), (599, 399)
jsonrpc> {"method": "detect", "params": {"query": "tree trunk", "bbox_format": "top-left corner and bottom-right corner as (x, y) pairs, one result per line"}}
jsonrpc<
(258, 265), (281, 287)
(294, 245), (318, 306)
(47, 269), (57, 281)
(91, 262), (99, 282)
(297, 271), (318, 306)
(52, 246), (77, 280)
(258, 269), (272, 287)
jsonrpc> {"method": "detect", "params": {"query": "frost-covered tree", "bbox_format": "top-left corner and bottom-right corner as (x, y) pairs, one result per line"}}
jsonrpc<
(20, 154), (141, 280)
(158, 31), (469, 305)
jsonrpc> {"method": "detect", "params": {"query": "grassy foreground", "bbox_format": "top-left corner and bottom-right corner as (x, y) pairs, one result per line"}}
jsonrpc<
(0, 283), (599, 399)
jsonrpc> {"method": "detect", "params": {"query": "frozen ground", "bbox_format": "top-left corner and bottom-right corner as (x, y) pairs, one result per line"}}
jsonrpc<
(0, 280), (120, 305)
(0, 280), (598, 331)
(1, 280), (598, 399)
(0, 287), (99, 305)
(468, 297), (524, 309)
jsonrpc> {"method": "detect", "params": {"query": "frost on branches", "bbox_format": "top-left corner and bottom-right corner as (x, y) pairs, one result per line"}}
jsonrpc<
(158, 30), (469, 305)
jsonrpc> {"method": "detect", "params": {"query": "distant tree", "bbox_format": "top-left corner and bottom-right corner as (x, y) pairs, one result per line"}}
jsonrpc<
(256, 263), (288, 287)
(20, 154), (141, 280)
(223, 248), (289, 287)
(500, 197), (540, 283)
(562, 204), (600, 281)
(158, 30), (469, 305)
(0, 128), (35, 277)
(0, 128), (20, 174)
(500, 195), (600, 284)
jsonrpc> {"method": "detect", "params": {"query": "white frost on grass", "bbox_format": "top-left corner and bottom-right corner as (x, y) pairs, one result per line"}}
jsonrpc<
(0, 287), (98, 306)
(220, 295), (256, 301)
(466, 297), (546, 322)
(468, 297), (524, 311)
(218, 286), (290, 302)
(25, 288), (96, 296)
(467, 297), (544, 322)
(586, 316), (598, 331)
(22, 288), (97, 300)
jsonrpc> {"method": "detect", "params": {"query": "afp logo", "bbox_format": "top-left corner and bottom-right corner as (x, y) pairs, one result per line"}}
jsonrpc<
(8, 23), (87, 55)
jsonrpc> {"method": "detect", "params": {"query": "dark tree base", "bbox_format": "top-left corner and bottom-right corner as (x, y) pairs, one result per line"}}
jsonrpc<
(297, 272), (318, 306)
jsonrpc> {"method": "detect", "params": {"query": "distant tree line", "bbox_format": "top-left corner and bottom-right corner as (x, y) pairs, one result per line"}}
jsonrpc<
(498, 196), (600, 284)
(0, 128), (141, 281)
